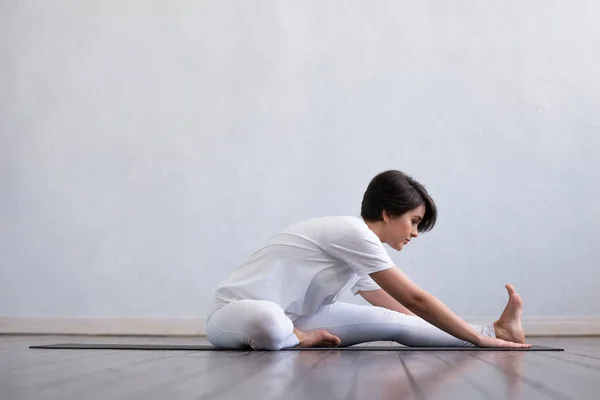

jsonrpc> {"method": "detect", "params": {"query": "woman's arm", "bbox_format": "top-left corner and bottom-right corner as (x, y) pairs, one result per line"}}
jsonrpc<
(369, 267), (483, 345)
(358, 289), (417, 316)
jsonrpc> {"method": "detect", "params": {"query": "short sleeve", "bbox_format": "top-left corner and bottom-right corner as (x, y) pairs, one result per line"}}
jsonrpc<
(325, 228), (395, 276)
(351, 275), (381, 294)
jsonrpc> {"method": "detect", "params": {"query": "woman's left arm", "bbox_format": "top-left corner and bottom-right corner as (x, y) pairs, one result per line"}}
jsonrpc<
(358, 289), (417, 316)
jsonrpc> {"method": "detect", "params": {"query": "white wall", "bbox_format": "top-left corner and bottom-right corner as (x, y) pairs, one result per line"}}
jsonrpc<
(1, 1), (599, 326)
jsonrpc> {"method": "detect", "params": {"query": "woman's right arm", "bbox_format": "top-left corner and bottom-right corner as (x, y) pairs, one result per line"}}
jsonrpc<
(370, 267), (482, 345)
(369, 267), (528, 348)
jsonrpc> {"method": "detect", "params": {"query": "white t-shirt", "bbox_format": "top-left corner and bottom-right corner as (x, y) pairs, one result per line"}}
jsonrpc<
(207, 216), (396, 321)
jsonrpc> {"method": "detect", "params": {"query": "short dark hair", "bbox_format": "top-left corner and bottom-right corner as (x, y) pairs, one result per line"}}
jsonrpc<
(361, 170), (437, 233)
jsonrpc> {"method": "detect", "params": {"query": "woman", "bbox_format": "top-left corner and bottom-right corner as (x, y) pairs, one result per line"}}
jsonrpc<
(205, 170), (529, 349)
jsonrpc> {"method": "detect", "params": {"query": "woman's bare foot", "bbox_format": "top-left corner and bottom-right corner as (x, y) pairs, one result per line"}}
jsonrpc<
(294, 328), (341, 348)
(493, 284), (526, 344)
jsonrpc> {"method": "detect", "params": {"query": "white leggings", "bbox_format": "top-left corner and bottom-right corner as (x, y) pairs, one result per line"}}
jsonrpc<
(205, 300), (495, 350)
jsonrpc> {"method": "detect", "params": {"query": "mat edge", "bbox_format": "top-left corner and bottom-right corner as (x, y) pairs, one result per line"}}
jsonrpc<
(4, 317), (600, 337)
(28, 344), (564, 351)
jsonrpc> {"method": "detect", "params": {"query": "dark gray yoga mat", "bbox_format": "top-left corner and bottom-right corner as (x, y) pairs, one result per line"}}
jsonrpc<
(29, 343), (563, 351)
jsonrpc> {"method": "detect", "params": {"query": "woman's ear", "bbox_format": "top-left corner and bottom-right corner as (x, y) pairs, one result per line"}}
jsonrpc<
(382, 210), (391, 223)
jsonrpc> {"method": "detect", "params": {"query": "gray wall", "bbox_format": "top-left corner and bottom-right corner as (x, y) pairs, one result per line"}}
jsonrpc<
(1, 1), (599, 321)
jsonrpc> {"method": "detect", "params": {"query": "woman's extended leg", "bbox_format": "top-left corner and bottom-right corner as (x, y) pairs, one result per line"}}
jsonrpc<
(294, 302), (492, 347)
(293, 286), (524, 347)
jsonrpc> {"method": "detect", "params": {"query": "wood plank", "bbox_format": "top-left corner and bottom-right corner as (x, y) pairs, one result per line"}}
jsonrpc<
(435, 351), (556, 399)
(275, 351), (358, 400)
(1, 349), (126, 375)
(38, 351), (241, 399)
(528, 352), (600, 382)
(564, 351), (600, 361)
(397, 351), (493, 399)
(533, 338), (600, 354)
(141, 352), (257, 399)
(347, 351), (416, 400)
(472, 351), (599, 400)
(209, 352), (342, 400)
(8, 350), (193, 390)
(190, 351), (302, 400)
(139, 350), (315, 400)
(535, 351), (600, 370)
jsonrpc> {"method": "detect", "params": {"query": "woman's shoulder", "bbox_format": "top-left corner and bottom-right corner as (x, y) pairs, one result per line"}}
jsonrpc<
(282, 215), (371, 238)
(288, 215), (363, 228)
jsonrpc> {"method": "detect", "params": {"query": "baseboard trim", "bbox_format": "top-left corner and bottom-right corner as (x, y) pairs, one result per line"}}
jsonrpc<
(471, 317), (600, 337)
(0, 317), (206, 336)
(1, 317), (599, 337)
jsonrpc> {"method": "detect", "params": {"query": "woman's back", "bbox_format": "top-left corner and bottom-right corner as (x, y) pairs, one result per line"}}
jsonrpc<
(207, 215), (394, 321)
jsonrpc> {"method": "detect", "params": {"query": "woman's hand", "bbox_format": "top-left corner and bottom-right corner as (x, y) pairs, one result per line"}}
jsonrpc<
(476, 336), (531, 348)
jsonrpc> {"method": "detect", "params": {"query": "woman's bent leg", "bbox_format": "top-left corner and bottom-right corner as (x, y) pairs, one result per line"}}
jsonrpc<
(205, 299), (299, 350)
(293, 302), (495, 347)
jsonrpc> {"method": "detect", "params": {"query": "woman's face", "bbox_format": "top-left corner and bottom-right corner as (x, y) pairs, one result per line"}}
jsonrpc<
(383, 205), (425, 251)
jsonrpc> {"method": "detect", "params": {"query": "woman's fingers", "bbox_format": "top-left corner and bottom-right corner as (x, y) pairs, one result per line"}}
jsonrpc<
(324, 331), (341, 346)
(479, 337), (531, 348)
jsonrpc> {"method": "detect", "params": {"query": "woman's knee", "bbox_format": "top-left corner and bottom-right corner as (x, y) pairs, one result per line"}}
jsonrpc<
(207, 300), (295, 350)
(245, 308), (294, 350)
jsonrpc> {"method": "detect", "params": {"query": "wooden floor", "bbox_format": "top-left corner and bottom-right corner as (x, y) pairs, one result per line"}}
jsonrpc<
(2, 335), (600, 400)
